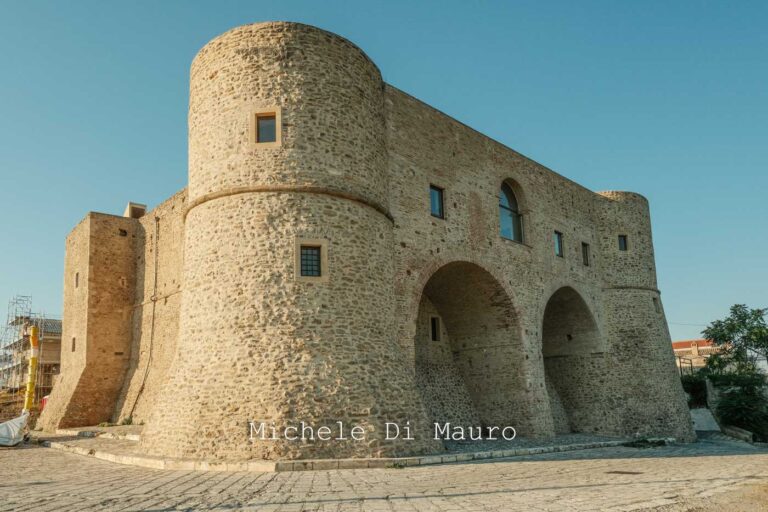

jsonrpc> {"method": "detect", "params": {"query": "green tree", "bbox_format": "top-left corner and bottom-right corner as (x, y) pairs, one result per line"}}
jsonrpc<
(702, 304), (768, 372)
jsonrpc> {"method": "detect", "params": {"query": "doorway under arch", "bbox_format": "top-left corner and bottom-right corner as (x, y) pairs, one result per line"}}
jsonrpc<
(413, 261), (529, 431)
(541, 286), (603, 434)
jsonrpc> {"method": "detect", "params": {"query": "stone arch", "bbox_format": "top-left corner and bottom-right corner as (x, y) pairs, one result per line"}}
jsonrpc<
(412, 261), (531, 432)
(499, 177), (528, 211)
(541, 286), (605, 434)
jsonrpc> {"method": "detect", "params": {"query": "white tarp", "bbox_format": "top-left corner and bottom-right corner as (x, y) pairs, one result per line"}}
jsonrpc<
(0, 411), (28, 447)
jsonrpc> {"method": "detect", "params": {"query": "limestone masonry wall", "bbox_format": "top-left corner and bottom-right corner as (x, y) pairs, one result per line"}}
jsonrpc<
(39, 21), (694, 458)
(113, 190), (186, 424)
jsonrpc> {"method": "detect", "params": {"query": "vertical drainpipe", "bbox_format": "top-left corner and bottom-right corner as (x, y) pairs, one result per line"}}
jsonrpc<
(22, 325), (39, 412)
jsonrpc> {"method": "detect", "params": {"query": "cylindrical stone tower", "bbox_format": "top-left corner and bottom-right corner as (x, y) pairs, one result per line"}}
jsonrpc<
(140, 22), (439, 461)
(597, 191), (695, 441)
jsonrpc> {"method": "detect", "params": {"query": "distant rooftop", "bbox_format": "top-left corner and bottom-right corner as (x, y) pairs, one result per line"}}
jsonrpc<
(7, 316), (62, 336)
(672, 339), (714, 350)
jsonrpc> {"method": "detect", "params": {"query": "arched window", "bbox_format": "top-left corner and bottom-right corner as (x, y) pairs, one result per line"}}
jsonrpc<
(499, 182), (523, 242)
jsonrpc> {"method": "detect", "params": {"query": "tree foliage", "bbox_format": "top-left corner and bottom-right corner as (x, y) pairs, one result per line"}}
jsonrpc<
(702, 304), (768, 372)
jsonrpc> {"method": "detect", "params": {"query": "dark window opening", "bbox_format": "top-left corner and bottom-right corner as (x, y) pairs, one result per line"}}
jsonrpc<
(430, 317), (441, 341)
(554, 231), (564, 258)
(430, 185), (444, 219)
(499, 182), (523, 242)
(618, 235), (628, 251)
(300, 246), (322, 277)
(118, 229), (128, 237)
(581, 242), (590, 266)
(128, 205), (146, 218)
(256, 114), (277, 143)
(71, 337), (76, 352)
(653, 297), (661, 313)
(75, 272), (79, 288)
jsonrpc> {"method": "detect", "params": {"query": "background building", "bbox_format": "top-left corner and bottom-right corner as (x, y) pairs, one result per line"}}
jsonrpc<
(0, 295), (61, 421)
(672, 339), (720, 374)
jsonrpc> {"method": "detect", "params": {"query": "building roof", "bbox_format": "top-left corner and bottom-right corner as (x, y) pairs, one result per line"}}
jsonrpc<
(39, 319), (62, 337)
(672, 339), (714, 350)
(6, 317), (62, 337)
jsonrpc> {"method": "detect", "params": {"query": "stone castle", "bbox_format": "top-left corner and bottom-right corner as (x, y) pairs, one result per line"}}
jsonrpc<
(38, 21), (694, 461)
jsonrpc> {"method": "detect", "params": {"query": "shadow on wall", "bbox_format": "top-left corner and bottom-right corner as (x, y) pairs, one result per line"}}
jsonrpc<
(413, 261), (531, 435)
(542, 286), (605, 434)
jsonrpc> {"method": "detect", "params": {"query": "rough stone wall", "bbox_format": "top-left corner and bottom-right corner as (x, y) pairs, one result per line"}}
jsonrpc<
(595, 192), (694, 439)
(38, 213), (137, 429)
(37, 217), (91, 430)
(113, 190), (186, 424)
(386, 85), (693, 442)
(414, 296), (481, 428)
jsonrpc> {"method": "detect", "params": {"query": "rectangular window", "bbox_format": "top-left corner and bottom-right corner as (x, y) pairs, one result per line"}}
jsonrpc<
(430, 185), (444, 219)
(554, 231), (564, 258)
(653, 297), (661, 313)
(71, 337), (76, 352)
(256, 114), (277, 143)
(295, 238), (329, 282)
(75, 272), (79, 288)
(581, 242), (590, 266)
(618, 235), (628, 251)
(430, 317), (441, 341)
(300, 246), (322, 277)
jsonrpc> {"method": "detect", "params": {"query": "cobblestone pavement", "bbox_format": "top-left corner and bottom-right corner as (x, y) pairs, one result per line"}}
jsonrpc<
(1, 433), (767, 511)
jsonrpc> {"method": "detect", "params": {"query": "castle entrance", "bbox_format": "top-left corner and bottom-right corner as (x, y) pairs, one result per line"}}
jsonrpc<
(541, 286), (603, 434)
(413, 262), (529, 433)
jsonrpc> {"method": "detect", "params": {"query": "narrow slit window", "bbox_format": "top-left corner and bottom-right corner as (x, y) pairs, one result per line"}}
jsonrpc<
(75, 272), (79, 288)
(430, 185), (444, 219)
(653, 297), (661, 313)
(554, 231), (564, 258)
(256, 113), (277, 143)
(71, 337), (76, 352)
(300, 246), (322, 277)
(581, 242), (590, 266)
(430, 317), (441, 341)
(618, 235), (628, 251)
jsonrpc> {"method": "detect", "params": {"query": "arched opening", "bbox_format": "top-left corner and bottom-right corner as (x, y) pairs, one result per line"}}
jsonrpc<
(499, 181), (524, 243)
(542, 286), (603, 434)
(414, 262), (528, 432)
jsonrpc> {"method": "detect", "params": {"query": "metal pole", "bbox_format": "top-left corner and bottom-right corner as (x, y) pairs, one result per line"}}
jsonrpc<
(22, 326), (39, 412)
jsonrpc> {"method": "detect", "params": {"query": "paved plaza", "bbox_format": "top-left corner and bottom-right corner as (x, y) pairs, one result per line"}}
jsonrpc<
(1, 433), (767, 511)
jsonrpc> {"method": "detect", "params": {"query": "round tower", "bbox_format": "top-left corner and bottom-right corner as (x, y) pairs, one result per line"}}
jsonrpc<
(596, 191), (695, 442)
(596, 191), (658, 290)
(140, 22), (439, 461)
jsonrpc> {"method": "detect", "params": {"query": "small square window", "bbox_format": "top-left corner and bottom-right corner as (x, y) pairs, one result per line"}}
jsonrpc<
(618, 235), (628, 251)
(250, 108), (281, 147)
(554, 231), (564, 258)
(430, 317), (441, 341)
(295, 239), (329, 282)
(430, 185), (444, 219)
(581, 242), (590, 266)
(256, 114), (276, 143)
(300, 246), (322, 277)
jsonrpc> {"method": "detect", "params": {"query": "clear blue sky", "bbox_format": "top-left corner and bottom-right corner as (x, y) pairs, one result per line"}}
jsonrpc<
(1, 1), (766, 340)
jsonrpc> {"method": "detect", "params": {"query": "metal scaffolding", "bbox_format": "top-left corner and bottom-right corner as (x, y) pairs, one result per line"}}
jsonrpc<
(0, 295), (61, 420)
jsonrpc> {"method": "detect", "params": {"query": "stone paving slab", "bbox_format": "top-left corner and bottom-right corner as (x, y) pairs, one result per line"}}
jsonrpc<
(2, 435), (768, 511)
